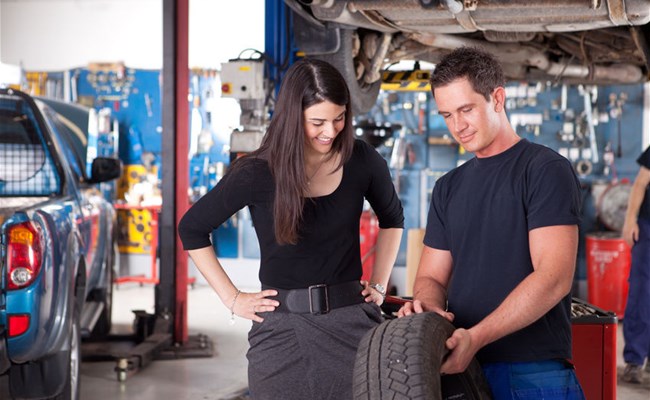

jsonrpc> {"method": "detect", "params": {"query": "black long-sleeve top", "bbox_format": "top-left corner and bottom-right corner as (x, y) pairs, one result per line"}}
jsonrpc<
(178, 139), (404, 289)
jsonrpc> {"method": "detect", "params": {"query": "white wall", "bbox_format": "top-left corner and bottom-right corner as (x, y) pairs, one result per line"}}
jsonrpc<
(0, 3), (3, 57)
(189, 0), (265, 68)
(0, 0), (265, 71)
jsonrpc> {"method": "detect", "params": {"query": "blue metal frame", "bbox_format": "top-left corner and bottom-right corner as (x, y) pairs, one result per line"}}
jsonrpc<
(264, 0), (297, 95)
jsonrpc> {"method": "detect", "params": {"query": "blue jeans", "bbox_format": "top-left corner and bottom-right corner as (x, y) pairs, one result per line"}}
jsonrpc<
(481, 360), (585, 400)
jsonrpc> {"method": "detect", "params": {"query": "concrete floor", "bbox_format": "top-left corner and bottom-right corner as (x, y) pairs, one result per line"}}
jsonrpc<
(78, 283), (254, 399)
(1, 255), (649, 399)
(615, 321), (650, 399)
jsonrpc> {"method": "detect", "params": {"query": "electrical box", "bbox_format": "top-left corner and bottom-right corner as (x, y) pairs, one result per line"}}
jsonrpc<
(220, 60), (265, 100)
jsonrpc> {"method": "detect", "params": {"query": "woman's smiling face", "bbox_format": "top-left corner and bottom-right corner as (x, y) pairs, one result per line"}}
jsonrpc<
(303, 100), (346, 156)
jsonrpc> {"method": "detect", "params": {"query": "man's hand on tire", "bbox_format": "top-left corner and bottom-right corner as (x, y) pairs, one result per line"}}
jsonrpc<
(440, 328), (479, 375)
(397, 299), (455, 322)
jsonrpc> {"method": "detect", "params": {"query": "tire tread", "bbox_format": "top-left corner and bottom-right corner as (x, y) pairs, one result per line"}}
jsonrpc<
(353, 312), (493, 400)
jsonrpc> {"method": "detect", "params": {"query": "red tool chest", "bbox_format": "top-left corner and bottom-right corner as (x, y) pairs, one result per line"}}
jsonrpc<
(571, 298), (618, 400)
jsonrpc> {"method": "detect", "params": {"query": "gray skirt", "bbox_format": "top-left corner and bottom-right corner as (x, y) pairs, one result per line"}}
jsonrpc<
(246, 302), (384, 400)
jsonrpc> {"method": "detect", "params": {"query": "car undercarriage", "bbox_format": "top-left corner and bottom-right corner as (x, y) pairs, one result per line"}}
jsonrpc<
(288, 0), (650, 112)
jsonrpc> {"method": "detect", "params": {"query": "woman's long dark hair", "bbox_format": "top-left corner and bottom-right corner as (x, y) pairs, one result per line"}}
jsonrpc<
(237, 58), (354, 245)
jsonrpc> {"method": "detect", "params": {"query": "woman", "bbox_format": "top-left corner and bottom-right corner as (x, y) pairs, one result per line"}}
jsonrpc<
(178, 58), (404, 399)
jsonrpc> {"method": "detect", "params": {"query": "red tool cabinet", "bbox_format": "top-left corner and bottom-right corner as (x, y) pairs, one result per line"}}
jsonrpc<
(571, 298), (618, 400)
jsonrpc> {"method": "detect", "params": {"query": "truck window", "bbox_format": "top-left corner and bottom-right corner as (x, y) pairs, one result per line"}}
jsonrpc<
(0, 99), (61, 196)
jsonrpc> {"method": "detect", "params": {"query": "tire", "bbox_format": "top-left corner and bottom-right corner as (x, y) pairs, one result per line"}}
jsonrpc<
(9, 308), (81, 400)
(53, 308), (81, 400)
(91, 240), (116, 338)
(314, 29), (381, 115)
(353, 312), (493, 400)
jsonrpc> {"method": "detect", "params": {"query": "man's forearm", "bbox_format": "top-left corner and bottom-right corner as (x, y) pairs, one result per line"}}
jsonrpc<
(469, 268), (571, 350)
(469, 225), (577, 349)
(625, 167), (650, 224)
(625, 182), (646, 224)
(413, 275), (448, 311)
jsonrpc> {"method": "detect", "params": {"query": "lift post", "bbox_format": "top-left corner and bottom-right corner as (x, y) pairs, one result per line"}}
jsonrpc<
(81, 0), (212, 381)
(159, 0), (189, 346)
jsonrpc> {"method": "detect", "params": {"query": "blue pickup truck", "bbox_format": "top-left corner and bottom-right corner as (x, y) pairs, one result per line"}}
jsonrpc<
(0, 88), (121, 399)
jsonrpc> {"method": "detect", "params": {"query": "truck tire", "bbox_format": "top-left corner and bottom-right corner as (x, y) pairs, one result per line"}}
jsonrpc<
(53, 307), (81, 400)
(314, 29), (381, 115)
(91, 240), (116, 338)
(353, 312), (493, 400)
(9, 308), (81, 400)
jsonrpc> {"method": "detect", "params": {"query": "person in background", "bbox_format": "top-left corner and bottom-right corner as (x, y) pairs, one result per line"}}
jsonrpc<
(178, 58), (404, 400)
(398, 47), (585, 399)
(620, 146), (650, 384)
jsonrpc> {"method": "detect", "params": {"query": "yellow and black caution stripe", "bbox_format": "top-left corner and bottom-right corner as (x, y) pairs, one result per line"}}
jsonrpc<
(381, 70), (431, 92)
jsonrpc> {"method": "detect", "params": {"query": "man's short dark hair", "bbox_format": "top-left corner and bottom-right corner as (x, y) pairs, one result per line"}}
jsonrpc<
(429, 47), (506, 101)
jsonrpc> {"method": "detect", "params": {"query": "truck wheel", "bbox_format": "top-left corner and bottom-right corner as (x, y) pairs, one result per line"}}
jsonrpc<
(315, 29), (381, 115)
(9, 309), (81, 400)
(91, 241), (116, 338)
(53, 308), (81, 400)
(353, 312), (493, 400)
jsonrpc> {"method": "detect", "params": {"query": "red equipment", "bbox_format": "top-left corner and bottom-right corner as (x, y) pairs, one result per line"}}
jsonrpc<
(359, 210), (380, 281)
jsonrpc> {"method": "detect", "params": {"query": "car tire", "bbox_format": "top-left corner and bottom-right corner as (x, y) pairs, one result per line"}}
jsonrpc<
(314, 29), (381, 115)
(353, 312), (493, 400)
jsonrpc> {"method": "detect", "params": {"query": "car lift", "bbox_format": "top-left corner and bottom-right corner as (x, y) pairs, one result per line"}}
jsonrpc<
(81, 0), (295, 382)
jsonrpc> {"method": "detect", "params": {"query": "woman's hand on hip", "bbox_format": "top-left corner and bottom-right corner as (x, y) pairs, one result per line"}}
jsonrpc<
(231, 289), (279, 323)
(360, 280), (385, 306)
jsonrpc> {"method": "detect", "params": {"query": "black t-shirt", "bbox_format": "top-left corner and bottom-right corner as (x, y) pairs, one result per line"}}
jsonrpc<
(179, 139), (404, 289)
(636, 146), (650, 219)
(424, 139), (582, 363)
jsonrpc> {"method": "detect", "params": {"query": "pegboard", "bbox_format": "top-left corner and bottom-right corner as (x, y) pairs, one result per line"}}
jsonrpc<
(71, 65), (162, 166)
(358, 82), (646, 274)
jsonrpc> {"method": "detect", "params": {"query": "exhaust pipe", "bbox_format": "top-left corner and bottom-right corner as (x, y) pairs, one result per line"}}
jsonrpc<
(410, 31), (644, 83)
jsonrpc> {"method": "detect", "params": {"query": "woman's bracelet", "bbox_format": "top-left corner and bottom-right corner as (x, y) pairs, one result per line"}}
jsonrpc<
(229, 289), (242, 324)
(369, 282), (387, 299)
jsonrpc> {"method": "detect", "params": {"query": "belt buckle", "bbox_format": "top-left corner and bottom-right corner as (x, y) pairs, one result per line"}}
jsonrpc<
(308, 284), (329, 315)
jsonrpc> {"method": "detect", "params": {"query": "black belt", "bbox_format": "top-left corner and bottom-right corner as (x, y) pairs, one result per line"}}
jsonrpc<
(265, 281), (365, 315)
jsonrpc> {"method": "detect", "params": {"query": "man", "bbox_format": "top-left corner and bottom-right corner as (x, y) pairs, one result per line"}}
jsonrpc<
(398, 47), (585, 398)
(620, 146), (650, 384)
